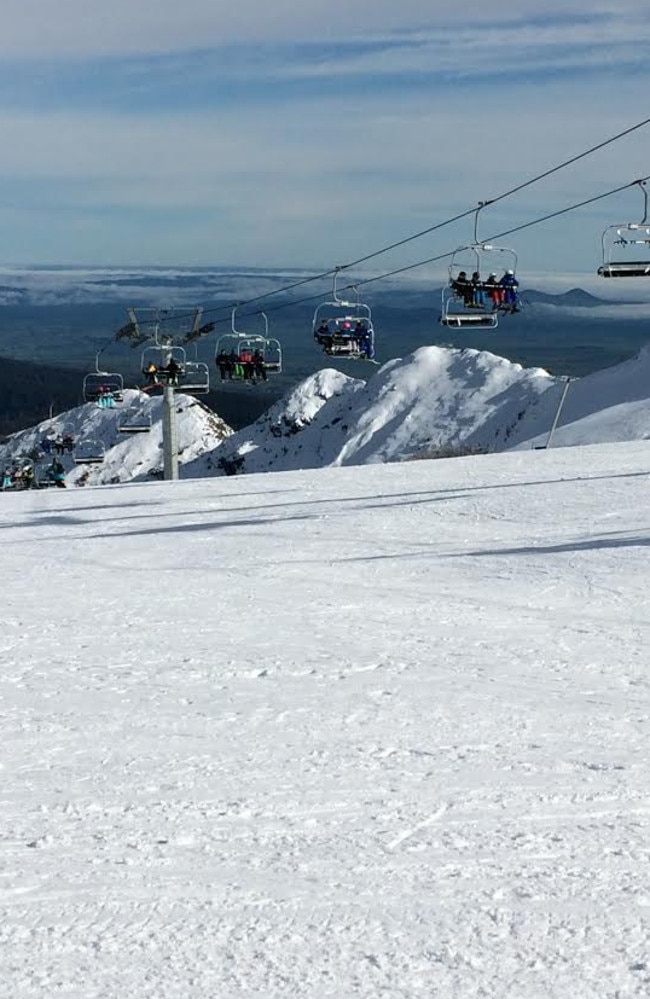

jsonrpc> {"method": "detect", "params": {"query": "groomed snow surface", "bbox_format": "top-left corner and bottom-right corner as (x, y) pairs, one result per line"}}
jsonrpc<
(2, 442), (650, 998)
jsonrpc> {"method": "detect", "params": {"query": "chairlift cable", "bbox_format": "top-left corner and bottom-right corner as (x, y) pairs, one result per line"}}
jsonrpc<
(341, 116), (650, 272)
(346, 173), (650, 292)
(135, 116), (650, 331)
(234, 174), (650, 315)
(154, 172), (650, 331)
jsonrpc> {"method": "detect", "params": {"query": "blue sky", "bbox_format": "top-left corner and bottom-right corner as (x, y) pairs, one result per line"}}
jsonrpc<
(0, 0), (649, 279)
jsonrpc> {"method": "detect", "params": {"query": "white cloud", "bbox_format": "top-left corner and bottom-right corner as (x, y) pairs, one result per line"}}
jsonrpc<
(0, 0), (646, 58)
(274, 16), (650, 83)
(0, 7), (648, 268)
(0, 73), (647, 268)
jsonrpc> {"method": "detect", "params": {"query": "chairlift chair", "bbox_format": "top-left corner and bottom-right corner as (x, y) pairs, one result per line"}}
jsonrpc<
(72, 438), (106, 465)
(598, 181), (650, 277)
(311, 273), (376, 360)
(440, 243), (519, 330)
(440, 203), (520, 329)
(179, 360), (210, 394)
(117, 400), (152, 434)
(140, 344), (187, 391)
(598, 226), (650, 276)
(1, 457), (35, 490)
(214, 334), (272, 382)
(214, 309), (282, 382)
(83, 371), (124, 404)
(34, 461), (58, 488)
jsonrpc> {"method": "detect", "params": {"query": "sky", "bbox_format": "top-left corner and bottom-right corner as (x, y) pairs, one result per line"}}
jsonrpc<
(2, 440), (650, 996)
(1, 0), (649, 277)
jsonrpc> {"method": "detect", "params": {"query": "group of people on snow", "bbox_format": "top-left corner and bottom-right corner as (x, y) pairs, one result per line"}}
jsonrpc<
(2, 462), (35, 490)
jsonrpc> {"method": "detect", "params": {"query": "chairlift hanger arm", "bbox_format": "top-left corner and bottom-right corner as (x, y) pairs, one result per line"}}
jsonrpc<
(634, 178), (648, 225)
(472, 200), (494, 245)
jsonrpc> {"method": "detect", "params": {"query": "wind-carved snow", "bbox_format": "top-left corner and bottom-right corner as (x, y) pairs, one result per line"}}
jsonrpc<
(1, 443), (650, 997)
(193, 366), (363, 476)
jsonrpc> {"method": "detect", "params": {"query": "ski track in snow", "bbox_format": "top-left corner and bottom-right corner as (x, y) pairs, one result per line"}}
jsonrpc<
(1, 443), (650, 997)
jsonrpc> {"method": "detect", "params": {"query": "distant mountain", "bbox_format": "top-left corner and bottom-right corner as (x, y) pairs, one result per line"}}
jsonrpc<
(523, 287), (605, 307)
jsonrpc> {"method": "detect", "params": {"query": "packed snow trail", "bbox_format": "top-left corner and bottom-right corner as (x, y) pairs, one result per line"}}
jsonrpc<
(1, 442), (649, 997)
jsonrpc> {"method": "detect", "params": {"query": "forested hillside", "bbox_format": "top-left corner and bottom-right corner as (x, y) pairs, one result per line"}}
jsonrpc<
(0, 355), (280, 436)
(0, 356), (85, 435)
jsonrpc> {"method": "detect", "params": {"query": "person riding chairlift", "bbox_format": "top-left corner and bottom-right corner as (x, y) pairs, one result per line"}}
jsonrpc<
(451, 270), (474, 307)
(47, 458), (66, 488)
(499, 269), (520, 312)
(315, 319), (333, 350)
(164, 357), (182, 386)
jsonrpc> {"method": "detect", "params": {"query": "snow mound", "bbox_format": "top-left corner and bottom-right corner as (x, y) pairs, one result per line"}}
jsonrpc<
(514, 343), (650, 448)
(190, 346), (556, 475)
(0, 389), (232, 486)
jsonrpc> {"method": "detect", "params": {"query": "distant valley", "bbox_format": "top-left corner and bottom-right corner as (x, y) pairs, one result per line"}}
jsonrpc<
(1, 267), (650, 435)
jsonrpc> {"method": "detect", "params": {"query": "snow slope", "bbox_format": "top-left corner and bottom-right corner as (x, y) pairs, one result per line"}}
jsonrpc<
(1, 443), (650, 997)
(4, 341), (650, 489)
(190, 342), (650, 477)
(515, 342), (650, 448)
(189, 346), (557, 476)
(0, 389), (232, 486)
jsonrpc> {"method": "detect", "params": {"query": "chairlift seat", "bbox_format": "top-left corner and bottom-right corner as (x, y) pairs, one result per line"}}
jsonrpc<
(598, 261), (650, 277)
(118, 423), (151, 434)
(440, 311), (498, 329)
(324, 335), (374, 360)
(73, 438), (105, 465)
(118, 413), (151, 433)
(83, 372), (124, 403)
(179, 361), (210, 394)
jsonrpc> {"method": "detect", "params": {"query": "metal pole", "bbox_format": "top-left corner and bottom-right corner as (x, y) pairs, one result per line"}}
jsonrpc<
(160, 345), (179, 481)
(121, 306), (206, 482)
(545, 376), (573, 449)
(162, 385), (179, 480)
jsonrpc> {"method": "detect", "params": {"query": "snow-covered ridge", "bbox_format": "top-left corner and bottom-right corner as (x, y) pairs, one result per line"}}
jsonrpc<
(4, 341), (650, 487)
(187, 342), (650, 477)
(0, 389), (232, 486)
(184, 345), (555, 478)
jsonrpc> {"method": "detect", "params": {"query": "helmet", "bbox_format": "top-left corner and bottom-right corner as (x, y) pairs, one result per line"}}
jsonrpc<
(506, 269), (514, 275)
(489, 272), (497, 278)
